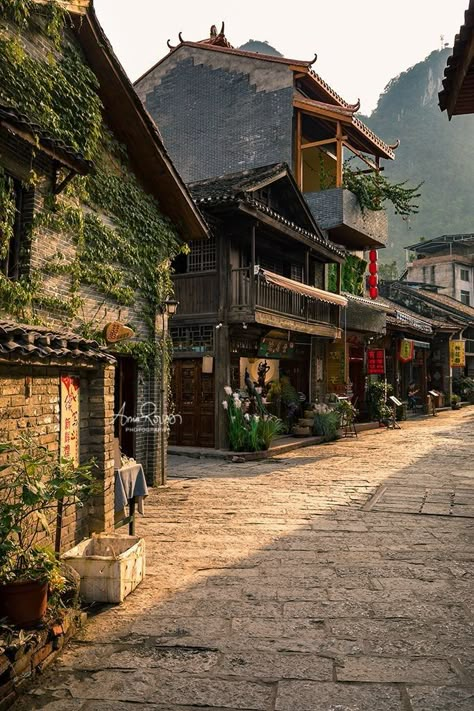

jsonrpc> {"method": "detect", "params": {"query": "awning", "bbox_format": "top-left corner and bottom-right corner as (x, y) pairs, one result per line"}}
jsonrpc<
(259, 269), (348, 307)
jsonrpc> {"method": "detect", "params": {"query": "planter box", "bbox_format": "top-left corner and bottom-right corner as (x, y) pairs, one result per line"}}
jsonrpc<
(62, 534), (145, 604)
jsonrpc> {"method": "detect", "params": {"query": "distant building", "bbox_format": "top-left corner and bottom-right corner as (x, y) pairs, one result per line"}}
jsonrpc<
(405, 234), (474, 306)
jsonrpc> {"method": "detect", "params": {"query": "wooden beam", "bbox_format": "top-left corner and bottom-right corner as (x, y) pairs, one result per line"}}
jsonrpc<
(343, 142), (379, 172)
(294, 99), (352, 125)
(336, 122), (343, 188)
(295, 110), (302, 189)
(301, 137), (343, 150)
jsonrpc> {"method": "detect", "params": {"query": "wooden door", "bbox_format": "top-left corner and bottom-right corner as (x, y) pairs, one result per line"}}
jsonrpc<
(169, 359), (215, 447)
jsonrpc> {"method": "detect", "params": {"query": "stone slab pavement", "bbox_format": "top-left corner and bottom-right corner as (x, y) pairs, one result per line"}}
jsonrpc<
(14, 408), (474, 710)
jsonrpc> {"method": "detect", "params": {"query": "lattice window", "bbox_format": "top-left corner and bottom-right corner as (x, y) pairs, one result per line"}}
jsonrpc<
(171, 325), (214, 353)
(187, 237), (216, 272)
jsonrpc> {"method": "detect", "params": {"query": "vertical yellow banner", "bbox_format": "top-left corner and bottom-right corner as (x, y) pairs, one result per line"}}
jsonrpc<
(450, 341), (466, 368)
(60, 375), (80, 465)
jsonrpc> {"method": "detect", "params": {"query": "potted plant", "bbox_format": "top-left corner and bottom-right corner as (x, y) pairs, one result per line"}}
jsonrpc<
(451, 394), (461, 410)
(0, 438), (95, 628)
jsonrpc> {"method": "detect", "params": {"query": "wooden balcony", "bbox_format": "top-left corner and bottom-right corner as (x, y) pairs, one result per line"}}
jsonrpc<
(304, 188), (388, 249)
(230, 268), (344, 337)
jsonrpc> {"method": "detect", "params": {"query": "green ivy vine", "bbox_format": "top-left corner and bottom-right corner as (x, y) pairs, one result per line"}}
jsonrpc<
(343, 163), (422, 216)
(0, 0), (183, 375)
(328, 253), (368, 296)
(0, 169), (16, 260)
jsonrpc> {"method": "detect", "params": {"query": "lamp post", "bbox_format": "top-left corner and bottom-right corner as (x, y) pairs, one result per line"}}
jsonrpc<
(159, 298), (178, 486)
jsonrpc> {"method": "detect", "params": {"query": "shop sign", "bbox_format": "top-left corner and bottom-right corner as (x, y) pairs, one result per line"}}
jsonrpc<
(258, 337), (294, 359)
(327, 342), (346, 392)
(399, 339), (414, 363)
(450, 340), (466, 368)
(104, 322), (135, 344)
(367, 348), (385, 375)
(60, 375), (80, 466)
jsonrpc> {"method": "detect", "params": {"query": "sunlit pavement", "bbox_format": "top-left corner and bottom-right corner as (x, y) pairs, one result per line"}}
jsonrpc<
(15, 408), (474, 710)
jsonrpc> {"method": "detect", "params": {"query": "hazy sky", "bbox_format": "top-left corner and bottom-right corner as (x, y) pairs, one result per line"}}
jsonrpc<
(94, 0), (467, 115)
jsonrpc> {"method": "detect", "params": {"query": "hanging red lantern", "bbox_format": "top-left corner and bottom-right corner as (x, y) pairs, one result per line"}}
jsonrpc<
(368, 249), (378, 299)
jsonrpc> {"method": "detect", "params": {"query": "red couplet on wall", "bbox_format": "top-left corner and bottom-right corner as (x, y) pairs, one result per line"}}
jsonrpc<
(368, 250), (378, 299)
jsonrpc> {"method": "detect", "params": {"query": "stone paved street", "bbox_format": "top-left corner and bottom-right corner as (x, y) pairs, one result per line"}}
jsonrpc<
(15, 408), (474, 711)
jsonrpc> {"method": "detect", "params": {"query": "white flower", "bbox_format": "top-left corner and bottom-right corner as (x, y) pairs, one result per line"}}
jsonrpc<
(233, 392), (240, 400)
(244, 413), (250, 421)
(224, 386), (232, 396)
(234, 399), (242, 409)
(255, 387), (262, 394)
(253, 415), (260, 422)
(222, 400), (228, 410)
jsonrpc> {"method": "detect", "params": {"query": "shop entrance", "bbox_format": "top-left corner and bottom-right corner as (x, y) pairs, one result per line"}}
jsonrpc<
(114, 355), (138, 459)
(169, 359), (215, 447)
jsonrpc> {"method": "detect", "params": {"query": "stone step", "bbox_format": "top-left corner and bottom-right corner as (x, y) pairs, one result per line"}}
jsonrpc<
(292, 425), (312, 437)
(298, 418), (314, 427)
(304, 410), (315, 419)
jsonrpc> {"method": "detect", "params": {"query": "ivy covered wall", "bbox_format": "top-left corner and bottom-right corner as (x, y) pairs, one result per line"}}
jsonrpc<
(0, 0), (183, 370)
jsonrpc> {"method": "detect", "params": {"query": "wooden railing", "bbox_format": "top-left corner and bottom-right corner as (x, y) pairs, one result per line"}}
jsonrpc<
(230, 268), (340, 327)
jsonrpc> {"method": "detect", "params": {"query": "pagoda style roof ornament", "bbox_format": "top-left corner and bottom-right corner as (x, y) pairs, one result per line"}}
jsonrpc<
(166, 39), (175, 50)
(389, 139), (401, 150)
(347, 98), (361, 112)
(309, 53), (318, 66)
(178, 31), (185, 43)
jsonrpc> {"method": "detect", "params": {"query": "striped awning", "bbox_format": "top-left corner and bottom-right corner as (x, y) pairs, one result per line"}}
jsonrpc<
(260, 269), (348, 307)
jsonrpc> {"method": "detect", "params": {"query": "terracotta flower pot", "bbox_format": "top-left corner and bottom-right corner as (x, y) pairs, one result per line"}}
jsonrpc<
(0, 579), (48, 628)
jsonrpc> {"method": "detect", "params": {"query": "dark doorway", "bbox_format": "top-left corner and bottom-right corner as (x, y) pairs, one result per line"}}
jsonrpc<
(114, 356), (138, 458)
(169, 359), (215, 447)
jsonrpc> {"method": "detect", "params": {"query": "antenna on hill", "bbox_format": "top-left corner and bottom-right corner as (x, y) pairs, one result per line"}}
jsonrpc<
(440, 34), (444, 49)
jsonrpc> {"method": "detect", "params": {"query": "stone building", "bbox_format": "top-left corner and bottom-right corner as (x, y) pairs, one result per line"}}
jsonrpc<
(0, 0), (206, 549)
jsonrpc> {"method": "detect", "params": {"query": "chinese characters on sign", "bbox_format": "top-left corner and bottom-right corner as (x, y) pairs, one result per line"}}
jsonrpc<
(258, 337), (295, 359)
(60, 375), (80, 466)
(399, 339), (414, 363)
(449, 340), (466, 368)
(327, 342), (346, 394)
(367, 349), (385, 375)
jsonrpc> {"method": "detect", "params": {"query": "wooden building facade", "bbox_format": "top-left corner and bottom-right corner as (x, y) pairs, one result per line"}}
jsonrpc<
(169, 164), (347, 448)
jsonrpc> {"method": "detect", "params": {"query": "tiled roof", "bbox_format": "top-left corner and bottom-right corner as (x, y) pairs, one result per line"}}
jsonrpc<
(344, 293), (391, 312)
(189, 164), (346, 258)
(0, 105), (92, 174)
(407, 233), (474, 252)
(0, 321), (116, 364)
(417, 289), (474, 321)
(439, 0), (474, 115)
(377, 296), (434, 334)
(189, 163), (287, 202)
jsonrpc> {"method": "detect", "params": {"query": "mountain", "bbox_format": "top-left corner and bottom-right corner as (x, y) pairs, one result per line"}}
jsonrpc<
(238, 40), (283, 56)
(361, 48), (474, 270)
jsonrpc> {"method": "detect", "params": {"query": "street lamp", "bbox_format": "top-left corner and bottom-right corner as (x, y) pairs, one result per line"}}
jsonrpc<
(159, 298), (179, 486)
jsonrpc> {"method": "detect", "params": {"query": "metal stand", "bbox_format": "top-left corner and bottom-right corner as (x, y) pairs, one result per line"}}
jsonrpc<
(340, 413), (357, 437)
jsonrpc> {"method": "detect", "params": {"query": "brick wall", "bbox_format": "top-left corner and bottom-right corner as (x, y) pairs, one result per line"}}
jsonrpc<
(0, 361), (115, 552)
(136, 47), (295, 183)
